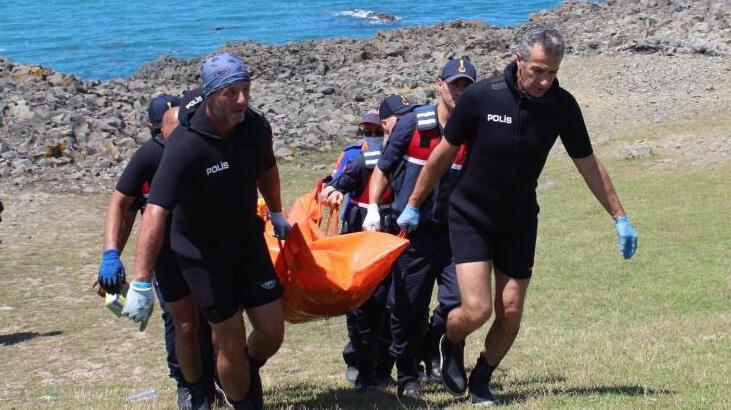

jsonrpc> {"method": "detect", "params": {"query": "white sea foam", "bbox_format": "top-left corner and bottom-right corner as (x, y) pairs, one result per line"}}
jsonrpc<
(336, 8), (401, 24)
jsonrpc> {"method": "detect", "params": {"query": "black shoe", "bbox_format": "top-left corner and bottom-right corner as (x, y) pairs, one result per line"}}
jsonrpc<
(354, 372), (377, 392)
(345, 365), (359, 384)
(417, 363), (439, 384)
(187, 382), (212, 410)
(468, 357), (499, 406)
(177, 384), (192, 410)
(419, 356), (442, 383)
(191, 395), (211, 410)
(439, 334), (467, 395)
(374, 372), (396, 388)
(396, 377), (421, 401)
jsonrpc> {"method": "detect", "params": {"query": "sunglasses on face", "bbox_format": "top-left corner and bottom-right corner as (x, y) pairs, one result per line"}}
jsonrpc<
(359, 127), (384, 136)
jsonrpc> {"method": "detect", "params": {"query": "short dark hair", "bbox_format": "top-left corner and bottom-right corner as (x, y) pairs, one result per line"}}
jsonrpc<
(517, 26), (565, 61)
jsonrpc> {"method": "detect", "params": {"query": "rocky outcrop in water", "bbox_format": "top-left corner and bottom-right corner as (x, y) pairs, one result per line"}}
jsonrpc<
(0, 0), (728, 190)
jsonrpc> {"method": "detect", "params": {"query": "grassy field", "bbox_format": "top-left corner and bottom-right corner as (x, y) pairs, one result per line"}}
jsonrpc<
(0, 143), (729, 409)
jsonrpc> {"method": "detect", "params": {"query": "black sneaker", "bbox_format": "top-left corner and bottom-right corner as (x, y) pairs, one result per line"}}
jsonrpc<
(177, 384), (192, 410)
(439, 334), (467, 395)
(396, 377), (421, 401)
(468, 357), (499, 406)
(345, 365), (359, 384)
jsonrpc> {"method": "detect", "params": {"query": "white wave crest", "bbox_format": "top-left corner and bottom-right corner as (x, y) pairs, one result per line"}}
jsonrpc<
(336, 8), (400, 24)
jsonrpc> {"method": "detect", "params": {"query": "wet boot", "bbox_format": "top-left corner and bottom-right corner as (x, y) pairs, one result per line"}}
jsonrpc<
(439, 334), (467, 395)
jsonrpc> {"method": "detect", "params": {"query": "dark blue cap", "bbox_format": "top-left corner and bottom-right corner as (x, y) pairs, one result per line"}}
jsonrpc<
(148, 94), (181, 125)
(440, 57), (477, 83)
(379, 95), (413, 120)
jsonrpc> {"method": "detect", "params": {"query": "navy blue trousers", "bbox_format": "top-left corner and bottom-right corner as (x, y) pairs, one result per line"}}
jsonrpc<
(343, 272), (395, 376)
(389, 228), (461, 378)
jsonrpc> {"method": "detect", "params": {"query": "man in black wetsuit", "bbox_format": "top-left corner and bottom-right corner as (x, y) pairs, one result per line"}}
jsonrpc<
(400, 26), (638, 405)
(126, 53), (291, 410)
(96, 95), (221, 409)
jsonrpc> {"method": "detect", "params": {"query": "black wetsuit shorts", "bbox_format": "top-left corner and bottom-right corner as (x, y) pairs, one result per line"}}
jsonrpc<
(449, 205), (537, 280)
(176, 233), (282, 323)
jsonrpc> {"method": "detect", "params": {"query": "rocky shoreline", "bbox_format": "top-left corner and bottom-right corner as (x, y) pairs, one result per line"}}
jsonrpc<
(0, 0), (728, 191)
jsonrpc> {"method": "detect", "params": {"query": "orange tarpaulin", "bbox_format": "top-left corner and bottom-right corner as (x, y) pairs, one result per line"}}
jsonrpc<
(262, 188), (409, 323)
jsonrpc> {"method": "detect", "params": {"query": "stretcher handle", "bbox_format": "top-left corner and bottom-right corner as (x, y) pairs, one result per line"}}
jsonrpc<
(276, 238), (289, 280)
(323, 204), (340, 237)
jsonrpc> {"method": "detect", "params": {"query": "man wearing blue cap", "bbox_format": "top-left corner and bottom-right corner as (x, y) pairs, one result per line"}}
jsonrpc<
(403, 27), (638, 405)
(126, 52), (290, 410)
(363, 58), (477, 400)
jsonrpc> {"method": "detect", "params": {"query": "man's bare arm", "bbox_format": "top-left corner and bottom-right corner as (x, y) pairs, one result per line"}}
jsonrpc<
(133, 204), (169, 282)
(103, 190), (137, 251)
(572, 154), (626, 219)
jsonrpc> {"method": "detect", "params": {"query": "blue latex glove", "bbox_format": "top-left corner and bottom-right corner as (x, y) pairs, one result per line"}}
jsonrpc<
(122, 280), (155, 331)
(397, 205), (420, 233)
(270, 211), (292, 239)
(615, 216), (638, 259)
(98, 249), (126, 295)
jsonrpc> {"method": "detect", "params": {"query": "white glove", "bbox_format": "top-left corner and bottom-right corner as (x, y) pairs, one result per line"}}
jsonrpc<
(362, 204), (381, 231)
(270, 211), (292, 239)
(122, 280), (155, 331)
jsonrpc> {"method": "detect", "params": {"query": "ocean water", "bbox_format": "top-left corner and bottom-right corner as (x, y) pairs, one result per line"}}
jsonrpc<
(2, 1), (599, 80)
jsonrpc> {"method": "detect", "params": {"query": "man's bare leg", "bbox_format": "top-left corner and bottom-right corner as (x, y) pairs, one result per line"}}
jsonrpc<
(446, 261), (494, 342)
(440, 261), (493, 395)
(245, 299), (285, 363)
(482, 270), (530, 366)
(166, 295), (202, 384)
(210, 309), (250, 402)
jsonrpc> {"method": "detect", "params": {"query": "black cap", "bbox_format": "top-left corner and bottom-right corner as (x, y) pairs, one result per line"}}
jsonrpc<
(147, 94), (181, 125)
(379, 94), (412, 120)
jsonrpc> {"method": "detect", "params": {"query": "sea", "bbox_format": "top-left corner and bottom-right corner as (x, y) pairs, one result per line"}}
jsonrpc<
(1, 1), (601, 80)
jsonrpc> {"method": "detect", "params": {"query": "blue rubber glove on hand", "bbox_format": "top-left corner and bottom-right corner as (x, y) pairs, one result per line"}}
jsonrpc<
(122, 280), (155, 331)
(397, 205), (420, 233)
(615, 216), (638, 259)
(270, 211), (292, 239)
(98, 249), (126, 295)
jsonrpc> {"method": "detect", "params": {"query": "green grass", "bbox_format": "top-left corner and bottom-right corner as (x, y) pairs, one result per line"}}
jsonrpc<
(0, 150), (729, 409)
